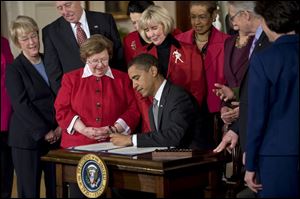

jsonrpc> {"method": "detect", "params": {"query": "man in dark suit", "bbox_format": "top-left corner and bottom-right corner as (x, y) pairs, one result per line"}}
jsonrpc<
(213, 28), (270, 155)
(110, 53), (212, 149)
(214, 29), (270, 198)
(42, 1), (125, 94)
(212, 2), (271, 197)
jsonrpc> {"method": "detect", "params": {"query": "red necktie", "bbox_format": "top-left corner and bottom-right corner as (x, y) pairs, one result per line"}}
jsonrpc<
(76, 22), (87, 46)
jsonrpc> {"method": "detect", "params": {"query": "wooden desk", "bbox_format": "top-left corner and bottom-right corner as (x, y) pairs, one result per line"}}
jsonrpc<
(42, 149), (226, 198)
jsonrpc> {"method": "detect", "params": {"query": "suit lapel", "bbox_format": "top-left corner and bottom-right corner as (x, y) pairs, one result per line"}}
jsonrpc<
(59, 18), (79, 49)
(86, 11), (100, 35)
(224, 35), (237, 79)
(20, 54), (50, 88)
(240, 32), (270, 96)
(253, 32), (269, 52)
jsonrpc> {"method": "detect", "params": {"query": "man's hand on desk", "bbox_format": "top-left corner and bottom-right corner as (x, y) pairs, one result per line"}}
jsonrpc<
(110, 133), (133, 146)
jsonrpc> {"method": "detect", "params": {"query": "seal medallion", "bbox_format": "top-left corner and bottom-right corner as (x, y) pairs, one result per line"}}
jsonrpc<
(77, 154), (108, 198)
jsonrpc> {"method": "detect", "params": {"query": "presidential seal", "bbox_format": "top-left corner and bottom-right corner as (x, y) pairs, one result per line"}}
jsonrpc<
(77, 154), (108, 198)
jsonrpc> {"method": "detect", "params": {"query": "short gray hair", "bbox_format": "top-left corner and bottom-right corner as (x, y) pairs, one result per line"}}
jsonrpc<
(227, 1), (259, 16)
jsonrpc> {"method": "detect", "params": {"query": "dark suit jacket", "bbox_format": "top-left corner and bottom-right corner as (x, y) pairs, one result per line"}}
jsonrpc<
(246, 34), (299, 171)
(229, 31), (270, 152)
(42, 10), (124, 94)
(137, 81), (213, 149)
(5, 53), (58, 150)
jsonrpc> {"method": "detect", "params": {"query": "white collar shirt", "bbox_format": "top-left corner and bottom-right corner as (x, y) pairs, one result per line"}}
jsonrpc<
(70, 10), (91, 39)
(82, 63), (114, 79)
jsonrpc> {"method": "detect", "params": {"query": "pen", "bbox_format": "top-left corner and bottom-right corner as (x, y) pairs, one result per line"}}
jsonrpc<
(108, 126), (116, 134)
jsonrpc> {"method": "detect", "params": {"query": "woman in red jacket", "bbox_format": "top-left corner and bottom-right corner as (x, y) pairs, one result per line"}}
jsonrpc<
(176, 1), (230, 145)
(55, 34), (140, 148)
(134, 5), (207, 135)
(123, 1), (154, 65)
(123, 1), (181, 65)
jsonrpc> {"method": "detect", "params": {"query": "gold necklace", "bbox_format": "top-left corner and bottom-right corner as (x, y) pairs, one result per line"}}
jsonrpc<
(235, 35), (249, 48)
(195, 34), (208, 43)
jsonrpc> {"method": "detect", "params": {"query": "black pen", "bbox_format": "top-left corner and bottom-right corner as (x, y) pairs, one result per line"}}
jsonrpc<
(108, 126), (115, 134)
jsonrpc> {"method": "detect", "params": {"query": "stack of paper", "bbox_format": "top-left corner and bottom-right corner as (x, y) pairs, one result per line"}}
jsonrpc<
(68, 142), (168, 156)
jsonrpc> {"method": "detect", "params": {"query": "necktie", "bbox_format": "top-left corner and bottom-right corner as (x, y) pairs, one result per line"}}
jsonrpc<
(152, 98), (159, 129)
(76, 22), (87, 46)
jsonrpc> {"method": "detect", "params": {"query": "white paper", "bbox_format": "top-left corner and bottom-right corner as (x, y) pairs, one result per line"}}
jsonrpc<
(70, 142), (123, 152)
(69, 142), (169, 156)
(107, 146), (168, 155)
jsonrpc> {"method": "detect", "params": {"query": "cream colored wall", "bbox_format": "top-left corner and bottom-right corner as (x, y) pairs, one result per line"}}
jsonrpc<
(88, 1), (176, 37)
(1, 1), (176, 57)
(2, 1), (60, 57)
(1, 1), (227, 57)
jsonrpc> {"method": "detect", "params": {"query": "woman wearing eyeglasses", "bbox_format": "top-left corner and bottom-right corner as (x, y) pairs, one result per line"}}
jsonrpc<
(5, 15), (60, 198)
(54, 34), (140, 149)
(216, 2), (256, 127)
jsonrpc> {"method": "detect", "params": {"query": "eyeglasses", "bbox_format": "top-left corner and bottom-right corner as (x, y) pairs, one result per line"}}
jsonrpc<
(87, 58), (109, 66)
(229, 10), (243, 22)
(190, 14), (211, 21)
(18, 33), (38, 42)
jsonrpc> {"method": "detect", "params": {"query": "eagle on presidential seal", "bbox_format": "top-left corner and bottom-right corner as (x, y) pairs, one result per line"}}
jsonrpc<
(84, 164), (101, 189)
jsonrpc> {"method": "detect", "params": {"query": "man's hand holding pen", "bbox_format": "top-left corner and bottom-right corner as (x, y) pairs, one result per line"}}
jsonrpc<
(110, 133), (133, 147)
(108, 123), (132, 146)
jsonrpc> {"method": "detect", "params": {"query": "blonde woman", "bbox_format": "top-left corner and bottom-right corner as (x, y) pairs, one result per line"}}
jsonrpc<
(6, 15), (60, 198)
(134, 5), (208, 142)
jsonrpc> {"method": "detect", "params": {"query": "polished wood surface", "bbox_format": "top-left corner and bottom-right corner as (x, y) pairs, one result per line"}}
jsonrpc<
(42, 149), (227, 198)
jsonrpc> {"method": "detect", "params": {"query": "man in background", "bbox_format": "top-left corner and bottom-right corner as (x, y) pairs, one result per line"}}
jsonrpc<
(42, 1), (125, 94)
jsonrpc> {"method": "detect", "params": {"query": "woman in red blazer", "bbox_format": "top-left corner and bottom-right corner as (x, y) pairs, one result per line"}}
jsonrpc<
(133, 5), (207, 133)
(123, 1), (154, 65)
(123, 1), (181, 65)
(175, 1), (230, 145)
(55, 34), (140, 148)
(176, 1), (230, 113)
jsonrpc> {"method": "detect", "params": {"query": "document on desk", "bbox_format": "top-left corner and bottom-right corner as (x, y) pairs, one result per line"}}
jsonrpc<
(69, 142), (168, 155)
(70, 142), (123, 152)
(107, 146), (168, 155)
